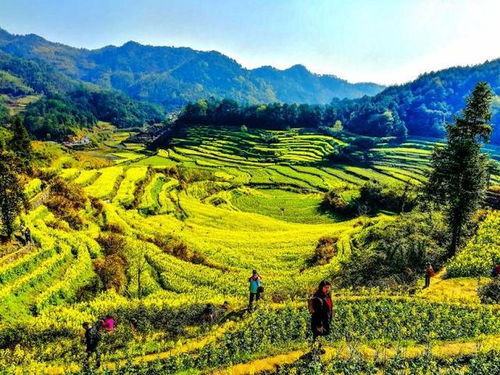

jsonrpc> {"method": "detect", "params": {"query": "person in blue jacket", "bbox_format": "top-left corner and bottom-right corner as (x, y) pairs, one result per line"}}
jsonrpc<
(248, 270), (263, 312)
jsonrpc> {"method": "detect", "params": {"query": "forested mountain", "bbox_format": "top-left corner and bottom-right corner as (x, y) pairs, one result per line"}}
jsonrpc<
(0, 27), (499, 143)
(0, 28), (384, 108)
(332, 59), (500, 143)
(0, 50), (165, 140)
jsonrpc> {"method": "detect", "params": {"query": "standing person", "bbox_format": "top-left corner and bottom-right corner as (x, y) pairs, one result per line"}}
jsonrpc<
(82, 322), (101, 369)
(24, 226), (32, 245)
(248, 270), (262, 312)
(491, 262), (500, 278)
(424, 263), (435, 289)
(308, 280), (333, 344)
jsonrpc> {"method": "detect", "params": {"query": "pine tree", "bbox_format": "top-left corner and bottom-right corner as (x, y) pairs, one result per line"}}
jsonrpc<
(8, 116), (33, 165)
(426, 82), (494, 256)
(0, 152), (26, 237)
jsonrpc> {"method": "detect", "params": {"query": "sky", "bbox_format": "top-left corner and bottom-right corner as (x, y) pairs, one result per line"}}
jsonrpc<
(0, 0), (499, 85)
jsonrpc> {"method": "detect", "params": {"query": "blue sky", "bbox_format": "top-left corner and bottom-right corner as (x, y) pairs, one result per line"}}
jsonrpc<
(0, 0), (499, 85)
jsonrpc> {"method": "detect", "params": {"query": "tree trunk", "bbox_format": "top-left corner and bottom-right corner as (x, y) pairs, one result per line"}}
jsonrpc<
(449, 212), (462, 257)
(137, 269), (142, 300)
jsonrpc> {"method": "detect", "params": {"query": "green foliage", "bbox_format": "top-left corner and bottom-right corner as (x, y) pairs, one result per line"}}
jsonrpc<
(176, 100), (405, 138)
(426, 82), (494, 256)
(0, 98), (9, 125)
(0, 152), (26, 237)
(331, 59), (500, 143)
(337, 211), (448, 287)
(8, 116), (32, 166)
(23, 96), (96, 141)
(0, 70), (34, 96)
(23, 89), (165, 141)
(446, 211), (500, 277)
(479, 279), (500, 304)
(323, 181), (418, 216)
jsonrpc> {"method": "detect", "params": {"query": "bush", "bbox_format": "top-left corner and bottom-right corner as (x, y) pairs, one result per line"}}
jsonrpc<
(337, 211), (448, 288)
(323, 181), (418, 217)
(93, 254), (127, 294)
(479, 279), (500, 304)
(308, 236), (338, 266)
(97, 233), (127, 257)
(152, 234), (212, 267)
(322, 190), (348, 212)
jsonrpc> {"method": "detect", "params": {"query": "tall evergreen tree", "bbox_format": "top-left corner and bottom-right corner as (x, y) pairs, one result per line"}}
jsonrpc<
(8, 116), (33, 164)
(0, 152), (26, 237)
(426, 82), (494, 256)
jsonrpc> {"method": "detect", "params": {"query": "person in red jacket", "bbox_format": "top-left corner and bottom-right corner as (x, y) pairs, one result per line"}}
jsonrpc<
(424, 263), (435, 289)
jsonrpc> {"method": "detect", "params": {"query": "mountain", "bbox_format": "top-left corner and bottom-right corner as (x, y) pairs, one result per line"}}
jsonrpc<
(0, 28), (385, 108)
(252, 64), (382, 103)
(331, 59), (500, 143)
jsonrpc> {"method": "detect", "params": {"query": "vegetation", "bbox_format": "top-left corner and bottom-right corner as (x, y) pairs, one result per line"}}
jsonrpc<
(1, 28), (499, 144)
(0, 152), (26, 237)
(337, 211), (448, 288)
(0, 83), (498, 373)
(426, 82), (494, 256)
(177, 99), (407, 138)
(23, 90), (165, 141)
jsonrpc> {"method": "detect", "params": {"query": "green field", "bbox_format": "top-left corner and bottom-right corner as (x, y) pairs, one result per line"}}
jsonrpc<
(0, 126), (499, 374)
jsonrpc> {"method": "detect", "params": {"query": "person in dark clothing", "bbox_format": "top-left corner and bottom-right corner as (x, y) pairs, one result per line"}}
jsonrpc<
(24, 227), (32, 245)
(424, 263), (435, 289)
(83, 322), (101, 369)
(309, 280), (333, 343)
(491, 262), (500, 278)
(201, 303), (216, 323)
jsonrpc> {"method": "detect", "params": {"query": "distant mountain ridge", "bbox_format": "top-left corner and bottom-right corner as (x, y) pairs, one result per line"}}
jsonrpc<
(0, 28), (384, 108)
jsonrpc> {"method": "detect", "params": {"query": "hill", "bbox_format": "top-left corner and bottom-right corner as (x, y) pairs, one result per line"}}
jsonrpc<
(0, 27), (384, 108)
(0, 126), (499, 373)
(332, 59), (500, 143)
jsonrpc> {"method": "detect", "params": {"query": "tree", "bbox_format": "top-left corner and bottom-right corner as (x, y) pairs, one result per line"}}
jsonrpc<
(129, 243), (149, 299)
(0, 152), (26, 237)
(0, 99), (9, 125)
(426, 82), (494, 256)
(8, 116), (33, 166)
(332, 120), (343, 132)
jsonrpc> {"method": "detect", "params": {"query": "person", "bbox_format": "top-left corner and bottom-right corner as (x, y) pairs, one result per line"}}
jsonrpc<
(424, 263), (435, 289)
(248, 270), (262, 312)
(309, 280), (333, 344)
(492, 262), (500, 278)
(201, 303), (216, 323)
(101, 315), (116, 332)
(24, 226), (32, 245)
(83, 322), (101, 369)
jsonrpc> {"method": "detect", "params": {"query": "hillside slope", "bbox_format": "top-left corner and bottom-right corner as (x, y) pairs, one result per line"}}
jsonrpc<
(0, 27), (384, 108)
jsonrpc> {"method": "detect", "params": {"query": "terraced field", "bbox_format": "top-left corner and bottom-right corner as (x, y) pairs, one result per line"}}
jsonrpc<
(1, 126), (499, 374)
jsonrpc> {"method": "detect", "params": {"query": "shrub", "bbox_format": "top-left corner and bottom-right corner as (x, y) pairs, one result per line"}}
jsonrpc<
(89, 196), (104, 215)
(337, 211), (448, 288)
(93, 254), (127, 294)
(97, 233), (127, 257)
(152, 234), (209, 266)
(322, 190), (349, 212)
(479, 279), (500, 304)
(308, 236), (338, 266)
(323, 181), (418, 216)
